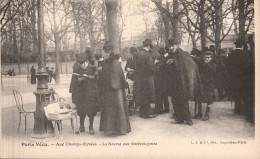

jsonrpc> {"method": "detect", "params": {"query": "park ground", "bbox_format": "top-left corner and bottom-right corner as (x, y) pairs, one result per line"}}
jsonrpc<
(0, 72), (258, 158)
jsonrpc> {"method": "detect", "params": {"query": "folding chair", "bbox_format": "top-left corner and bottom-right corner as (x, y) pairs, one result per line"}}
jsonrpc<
(13, 90), (35, 133)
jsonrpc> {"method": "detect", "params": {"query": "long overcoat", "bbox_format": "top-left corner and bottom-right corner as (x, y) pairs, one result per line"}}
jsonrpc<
(69, 64), (99, 117)
(226, 49), (250, 98)
(198, 61), (216, 103)
(133, 49), (155, 104)
(99, 56), (131, 134)
(167, 48), (202, 101)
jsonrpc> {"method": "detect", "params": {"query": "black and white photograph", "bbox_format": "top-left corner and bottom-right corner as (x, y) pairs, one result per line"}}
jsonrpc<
(0, 0), (259, 158)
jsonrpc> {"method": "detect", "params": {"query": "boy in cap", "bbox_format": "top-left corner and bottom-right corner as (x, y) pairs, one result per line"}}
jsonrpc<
(194, 51), (216, 120)
(69, 53), (99, 134)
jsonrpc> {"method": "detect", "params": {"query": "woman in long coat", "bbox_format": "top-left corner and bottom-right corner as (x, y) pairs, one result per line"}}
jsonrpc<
(99, 44), (131, 135)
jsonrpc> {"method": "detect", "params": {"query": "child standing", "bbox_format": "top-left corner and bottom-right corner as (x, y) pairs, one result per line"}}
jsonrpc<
(69, 53), (99, 134)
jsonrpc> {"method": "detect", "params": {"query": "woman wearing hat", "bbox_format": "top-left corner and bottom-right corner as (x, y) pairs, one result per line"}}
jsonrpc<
(99, 43), (131, 135)
(69, 53), (99, 134)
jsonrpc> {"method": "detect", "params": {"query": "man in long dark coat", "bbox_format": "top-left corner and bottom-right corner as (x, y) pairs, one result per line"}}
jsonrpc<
(166, 40), (202, 126)
(133, 39), (156, 118)
(226, 38), (251, 116)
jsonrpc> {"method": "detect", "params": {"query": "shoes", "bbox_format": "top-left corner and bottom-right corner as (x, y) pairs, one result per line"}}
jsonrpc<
(89, 127), (95, 135)
(79, 127), (85, 132)
(174, 120), (184, 124)
(203, 114), (209, 121)
(192, 113), (202, 119)
(186, 121), (193, 126)
(143, 114), (156, 119)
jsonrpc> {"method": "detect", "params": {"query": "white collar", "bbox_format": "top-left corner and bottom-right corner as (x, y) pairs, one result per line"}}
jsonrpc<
(236, 48), (243, 50)
(143, 47), (149, 52)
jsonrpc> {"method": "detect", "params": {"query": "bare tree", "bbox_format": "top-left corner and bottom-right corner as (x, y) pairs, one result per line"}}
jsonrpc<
(105, 0), (120, 55)
(45, 0), (73, 84)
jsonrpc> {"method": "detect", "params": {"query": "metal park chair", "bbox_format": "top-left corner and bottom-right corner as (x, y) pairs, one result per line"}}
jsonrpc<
(12, 90), (35, 133)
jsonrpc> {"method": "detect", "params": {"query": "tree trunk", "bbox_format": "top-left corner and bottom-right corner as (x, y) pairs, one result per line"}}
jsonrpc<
(105, 0), (120, 55)
(214, 0), (222, 53)
(199, 0), (207, 49)
(55, 39), (61, 84)
(171, 0), (179, 43)
(238, 0), (246, 41)
(102, 1), (109, 41)
(232, 0), (239, 35)
(53, 0), (60, 84)
(31, 0), (38, 55)
(12, 20), (21, 73)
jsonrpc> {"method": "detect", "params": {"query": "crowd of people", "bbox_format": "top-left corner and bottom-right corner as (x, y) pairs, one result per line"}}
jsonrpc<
(68, 35), (254, 135)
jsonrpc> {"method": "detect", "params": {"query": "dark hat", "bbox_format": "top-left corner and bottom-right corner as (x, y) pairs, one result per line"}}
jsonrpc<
(143, 39), (153, 47)
(168, 39), (179, 46)
(209, 45), (215, 51)
(202, 47), (209, 52)
(103, 41), (113, 52)
(219, 49), (226, 54)
(76, 53), (88, 64)
(234, 38), (245, 45)
(191, 48), (199, 55)
(130, 47), (138, 54)
(204, 51), (213, 56)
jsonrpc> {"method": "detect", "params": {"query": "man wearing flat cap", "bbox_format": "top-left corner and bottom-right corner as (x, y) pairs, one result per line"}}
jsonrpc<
(226, 38), (251, 117)
(69, 53), (99, 134)
(165, 39), (202, 126)
(133, 39), (156, 118)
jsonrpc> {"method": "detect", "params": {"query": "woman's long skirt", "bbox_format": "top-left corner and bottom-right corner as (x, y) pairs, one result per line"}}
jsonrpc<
(99, 89), (131, 135)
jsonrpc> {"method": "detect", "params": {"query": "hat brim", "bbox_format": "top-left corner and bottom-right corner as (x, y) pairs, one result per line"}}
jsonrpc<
(143, 42), (153, 47)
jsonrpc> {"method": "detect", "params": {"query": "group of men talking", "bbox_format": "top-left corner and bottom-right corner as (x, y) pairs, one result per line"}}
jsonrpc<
(125, 36), (254, 126)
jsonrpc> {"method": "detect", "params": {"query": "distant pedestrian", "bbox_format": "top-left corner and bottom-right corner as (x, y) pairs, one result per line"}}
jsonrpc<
(8, 69), (12, 76)
(12, 68), (16, 76)
(49, 67), (55, 83)
(30, 66), (36, 84)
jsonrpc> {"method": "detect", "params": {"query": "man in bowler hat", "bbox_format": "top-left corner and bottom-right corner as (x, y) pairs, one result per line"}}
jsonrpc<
(226, 38), (250, 116)
(133, 39), (156, 118)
